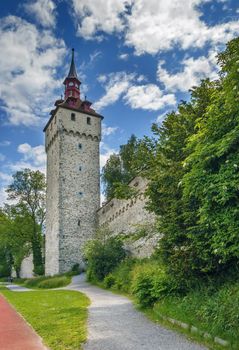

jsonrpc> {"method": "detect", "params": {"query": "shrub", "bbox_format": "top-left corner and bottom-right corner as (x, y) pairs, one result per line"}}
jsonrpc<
(34, 265), (44, 276)
(103, 274), (116, 288)
(24, 276), (46, 288)
(84, 236), (126, 281)
(24, 275), (71, 289)
(131, 261), (172, 307)
(37, 276), (70, 289)
(110, 258), (136, 292)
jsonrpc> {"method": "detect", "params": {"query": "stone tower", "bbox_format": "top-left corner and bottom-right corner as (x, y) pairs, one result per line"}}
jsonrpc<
(44, 49), (103, 275)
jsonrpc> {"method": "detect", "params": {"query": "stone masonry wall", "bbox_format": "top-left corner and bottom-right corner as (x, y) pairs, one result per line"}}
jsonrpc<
(98, 176), (160, 258)
(20, 254), (34, 278)
(45, 118), (60, 275)
(45, 107), (101, 275)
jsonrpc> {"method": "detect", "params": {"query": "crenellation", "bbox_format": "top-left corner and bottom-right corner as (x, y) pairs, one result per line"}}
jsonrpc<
(98, 176), (159, 257)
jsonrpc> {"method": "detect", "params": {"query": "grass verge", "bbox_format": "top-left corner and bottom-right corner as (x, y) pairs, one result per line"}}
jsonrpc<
(14, 274), (72, 289)
(153, 284), (239, 349)
(0, 286), (90, 350)
(91, 258), (238, 349)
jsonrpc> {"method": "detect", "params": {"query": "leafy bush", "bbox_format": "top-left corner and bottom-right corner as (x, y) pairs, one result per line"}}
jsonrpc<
(37, 276), (70, 289)
(103, 274), (116, 288)
(84, 236), (126, 281)
(131, 261), (164, 307)
(34, 264), (44, 276)
(101, 259), (175, 307)
(24, 275), (71, 289)
(24, 276), (46, 288)
(0, 264), (10, 278)
(110, 258), (136, 292)
(0, 276), (8, 282)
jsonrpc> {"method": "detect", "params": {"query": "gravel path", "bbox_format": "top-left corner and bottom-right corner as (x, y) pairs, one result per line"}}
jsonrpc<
(6, 284), (32, 292)
(67, 275), (207, 350)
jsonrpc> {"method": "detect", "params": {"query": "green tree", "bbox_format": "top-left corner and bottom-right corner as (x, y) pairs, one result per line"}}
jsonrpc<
(182, 37), (239, 272)
(84, 228), (126, 281)
(0, 210), (12, 277)
(6, 169), (46, 275)
(102, 134), (153, 200)
(146, 80), (216, 281)
(3, 205), (33, 277)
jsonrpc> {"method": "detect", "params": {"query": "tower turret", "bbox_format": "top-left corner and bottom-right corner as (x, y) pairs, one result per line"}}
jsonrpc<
(44, 49), (103, 275)
(63, 48), (81, 102)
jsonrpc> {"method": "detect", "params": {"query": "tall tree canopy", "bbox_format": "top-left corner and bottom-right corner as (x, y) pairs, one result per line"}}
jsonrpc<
(103, 37), (239, 284)
(102, 134), (153, 200)
(6, 169), (46, 275)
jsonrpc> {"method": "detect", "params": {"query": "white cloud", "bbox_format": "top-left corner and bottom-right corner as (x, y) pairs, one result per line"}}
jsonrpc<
(156, 112), (168, 124)
(0, 143), (46, 206)
(24, 0), (56, 28)
(0, 140), (11, 146)
(124, 84), (176, 111)
(97, 74), (107, 83)
(157, 52), (218, 92)
(94, 72), (135, 110)
(17, 143), (46, 170)
(0, 153), (6, 162)
(100, 142), (116, 169)
(95, 72), (176, 112)
(119, 53), (129, 60)
(0, 172), (12, 183)
(100, 192), (106, 205)
(137, 75), (147, 83)
(0, 188), (8, 207)
(0, 16), (66, 126)
(71, 0), (131, 39)
(102, 124), (118, 137)
(80, 50), (102, 71)
(71, 0), (239, 55)
(0, 172), (13, 206)
(126, 0), (239, 54)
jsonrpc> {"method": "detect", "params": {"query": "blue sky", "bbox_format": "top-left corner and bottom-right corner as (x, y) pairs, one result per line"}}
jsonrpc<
(0, 0), (239, 204)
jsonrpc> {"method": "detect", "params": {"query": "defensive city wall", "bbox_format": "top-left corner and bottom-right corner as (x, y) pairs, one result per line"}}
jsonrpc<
(97, 176), (160, 257)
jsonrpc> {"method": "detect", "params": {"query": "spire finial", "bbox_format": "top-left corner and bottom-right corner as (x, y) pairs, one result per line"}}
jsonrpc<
(67, 48), (78, 79)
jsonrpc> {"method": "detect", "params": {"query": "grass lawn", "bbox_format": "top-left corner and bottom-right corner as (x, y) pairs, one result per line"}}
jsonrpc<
(0, 286), (90, 350)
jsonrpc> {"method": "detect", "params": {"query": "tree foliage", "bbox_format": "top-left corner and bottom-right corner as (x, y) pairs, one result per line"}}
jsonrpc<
(4, 169), (46, 275)
(103, 37), (239, 283)
(84, 228), (126, 281)
(146, 38), (239, 280)
(102, 134), (154, 200)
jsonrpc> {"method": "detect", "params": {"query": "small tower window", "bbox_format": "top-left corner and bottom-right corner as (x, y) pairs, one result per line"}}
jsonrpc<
(78, 192), (83, 198)
(87, 117), (91, 125)
(69, 82), (74, 86)
(71, 113), (75, 121)
(78, 219), (81, 227)
(79, 165), (82, 171)
(78, 143), (82, 149)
